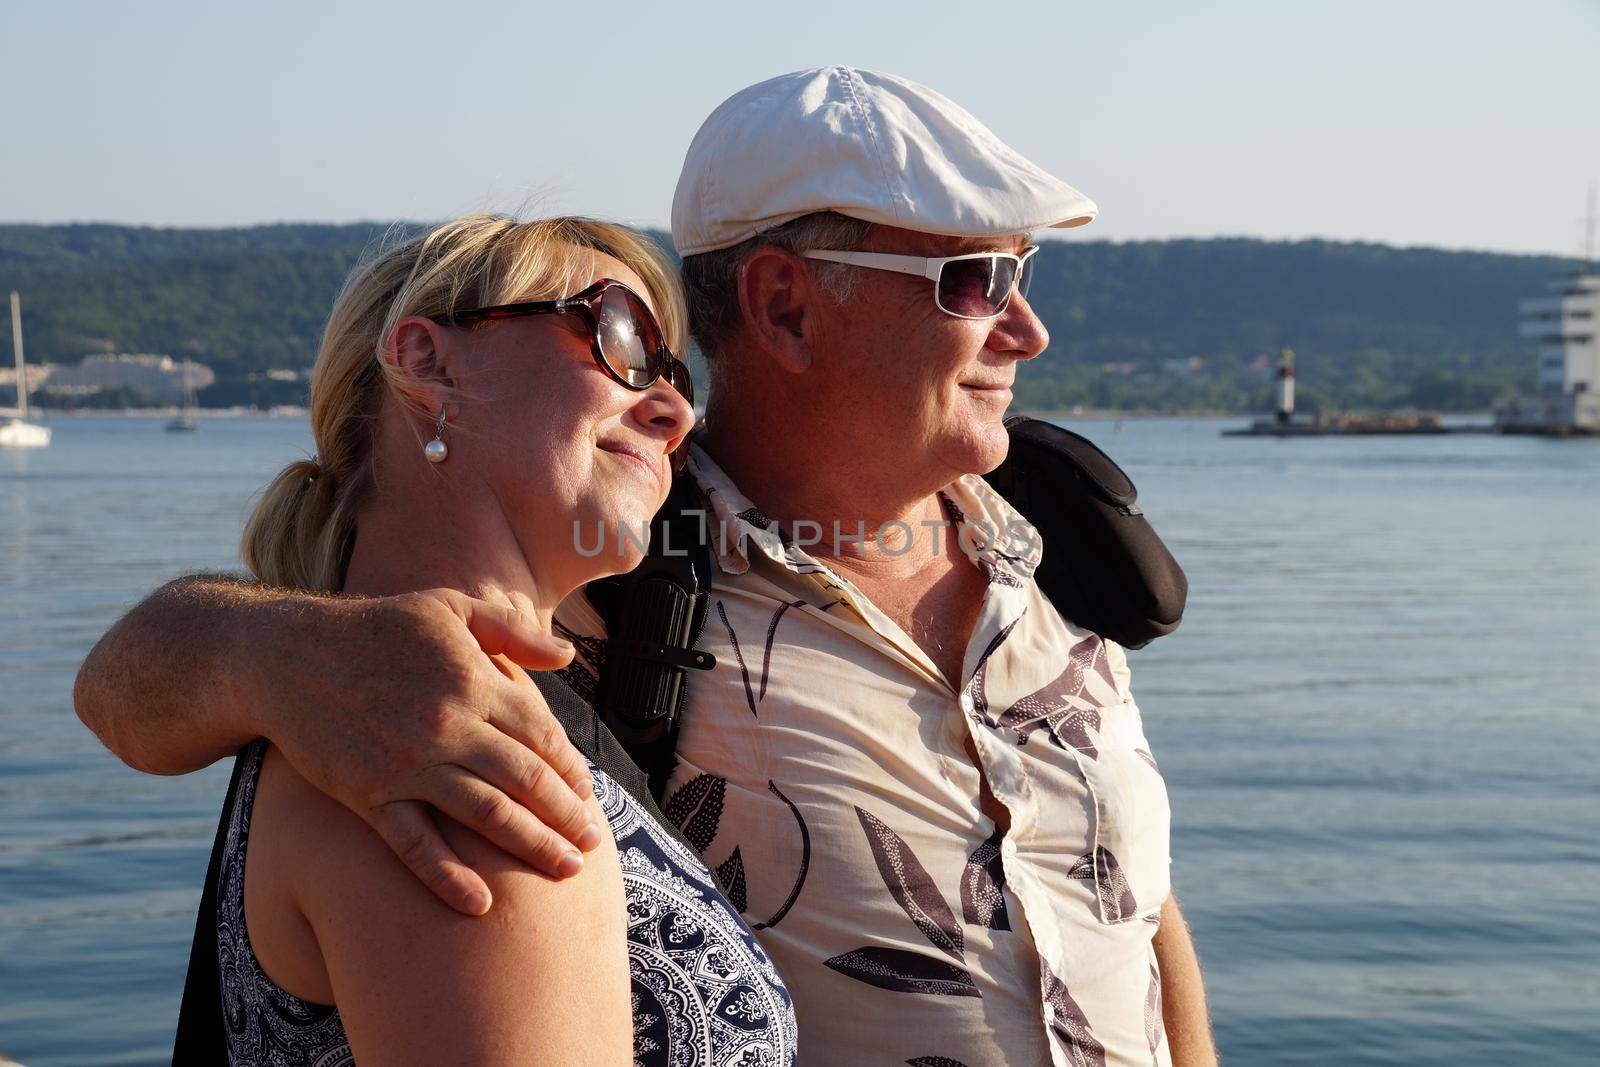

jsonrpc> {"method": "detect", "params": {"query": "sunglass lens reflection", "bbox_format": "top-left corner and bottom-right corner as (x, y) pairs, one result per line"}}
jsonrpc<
(596, 287), (658, 386)
(938, 256), (1017, 318)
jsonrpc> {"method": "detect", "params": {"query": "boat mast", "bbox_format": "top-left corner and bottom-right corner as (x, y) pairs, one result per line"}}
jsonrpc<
(1586, 182), (1596, 271)
(9, 291), (27, 420)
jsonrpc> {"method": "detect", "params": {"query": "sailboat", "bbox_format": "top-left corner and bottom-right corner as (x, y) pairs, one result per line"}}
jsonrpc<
(0, 291), (51, 449)
(165, 358), (199, 432)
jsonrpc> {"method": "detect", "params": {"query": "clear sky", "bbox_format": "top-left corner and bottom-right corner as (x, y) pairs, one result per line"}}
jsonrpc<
(4, 0), (1597, 256)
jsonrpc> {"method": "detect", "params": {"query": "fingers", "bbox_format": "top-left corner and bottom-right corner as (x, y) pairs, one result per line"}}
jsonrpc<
(447, 592), (576, 671)
(491, 678), (596, 802)
(457, 725), (604, 857)
(366, 799), (494, 916)
(423, 765), (589, 881)
(425, 587), (595, 802)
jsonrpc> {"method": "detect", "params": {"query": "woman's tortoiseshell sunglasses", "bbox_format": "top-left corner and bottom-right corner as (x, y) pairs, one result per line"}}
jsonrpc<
(440, 278), (695, 474)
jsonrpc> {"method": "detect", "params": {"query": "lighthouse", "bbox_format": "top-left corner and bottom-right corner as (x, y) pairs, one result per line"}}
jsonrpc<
(1275, 347), (1295, 425)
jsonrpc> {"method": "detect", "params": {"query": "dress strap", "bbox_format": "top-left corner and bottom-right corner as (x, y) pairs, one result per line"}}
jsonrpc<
(529, 671), (711, 878)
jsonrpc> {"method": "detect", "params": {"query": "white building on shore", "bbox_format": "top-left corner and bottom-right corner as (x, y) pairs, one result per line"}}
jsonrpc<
(0, 353), (215, 403)
(1497, 269), (1600, 434)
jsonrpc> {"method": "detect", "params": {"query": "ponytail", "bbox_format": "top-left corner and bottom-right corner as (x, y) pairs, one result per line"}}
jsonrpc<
(241, 459), (358, 591)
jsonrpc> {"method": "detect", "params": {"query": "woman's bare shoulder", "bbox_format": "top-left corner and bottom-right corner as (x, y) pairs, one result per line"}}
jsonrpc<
(248, 744), (634, 1064)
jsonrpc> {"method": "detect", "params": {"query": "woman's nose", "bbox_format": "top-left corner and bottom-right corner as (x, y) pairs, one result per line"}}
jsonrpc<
(634, 377), (696, 455)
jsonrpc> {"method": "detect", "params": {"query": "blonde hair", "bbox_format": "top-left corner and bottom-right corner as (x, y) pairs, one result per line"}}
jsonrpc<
(242, 213), (685, 592)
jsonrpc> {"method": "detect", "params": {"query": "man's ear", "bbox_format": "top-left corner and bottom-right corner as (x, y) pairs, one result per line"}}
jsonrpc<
(382, 316), (458, 417)
(737, 247), (818, 374)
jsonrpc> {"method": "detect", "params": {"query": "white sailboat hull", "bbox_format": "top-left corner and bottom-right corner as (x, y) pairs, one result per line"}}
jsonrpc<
(0, 418), (51, 448)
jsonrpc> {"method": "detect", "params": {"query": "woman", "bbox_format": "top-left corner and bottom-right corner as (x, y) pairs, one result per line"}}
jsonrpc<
(189, 214), (797, 1064)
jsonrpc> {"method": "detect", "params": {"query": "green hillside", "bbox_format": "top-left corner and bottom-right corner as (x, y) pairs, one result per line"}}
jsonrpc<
(0, 222), (1576, 411)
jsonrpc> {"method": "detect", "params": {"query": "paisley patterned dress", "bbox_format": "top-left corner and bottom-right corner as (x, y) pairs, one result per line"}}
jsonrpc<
(214, 740), (798, 1066)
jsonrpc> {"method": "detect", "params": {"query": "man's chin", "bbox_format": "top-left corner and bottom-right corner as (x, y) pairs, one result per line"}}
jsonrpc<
(940, 420), (1012, 478)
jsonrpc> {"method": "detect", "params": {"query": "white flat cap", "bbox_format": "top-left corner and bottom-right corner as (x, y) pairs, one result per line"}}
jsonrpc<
(671, 65), (1097, 256)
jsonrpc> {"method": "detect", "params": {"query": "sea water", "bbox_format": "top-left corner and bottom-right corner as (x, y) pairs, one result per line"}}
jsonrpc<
(1, 415), (1596, 1065)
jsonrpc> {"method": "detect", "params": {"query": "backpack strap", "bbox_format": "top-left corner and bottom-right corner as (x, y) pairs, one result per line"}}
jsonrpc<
(587, 474), (717, 803)
(529, 671), (706, 864)
(986, 416), (1188, 648)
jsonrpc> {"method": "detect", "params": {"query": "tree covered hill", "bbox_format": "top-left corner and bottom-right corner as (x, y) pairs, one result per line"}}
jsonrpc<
(0, 222), (1576, 411)
(0, 223), (391, 406)
(1025, 238), (1573, 412)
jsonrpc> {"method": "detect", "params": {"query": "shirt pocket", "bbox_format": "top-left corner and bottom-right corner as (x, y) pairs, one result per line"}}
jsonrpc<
(1066, 697), (1171, 925)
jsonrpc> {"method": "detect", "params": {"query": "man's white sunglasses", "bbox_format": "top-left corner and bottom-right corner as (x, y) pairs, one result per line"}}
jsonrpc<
(801, 246), (1040, 320)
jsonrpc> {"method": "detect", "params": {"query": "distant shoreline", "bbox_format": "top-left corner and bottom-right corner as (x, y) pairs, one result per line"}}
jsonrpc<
(4, 406), (308, 419)
(1025, 409), (1240, 421)
(6, 407), (1499, 422)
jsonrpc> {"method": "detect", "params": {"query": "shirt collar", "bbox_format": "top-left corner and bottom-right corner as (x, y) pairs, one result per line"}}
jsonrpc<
(685, 442), (783, 577)
(688, 442), (1043, 586)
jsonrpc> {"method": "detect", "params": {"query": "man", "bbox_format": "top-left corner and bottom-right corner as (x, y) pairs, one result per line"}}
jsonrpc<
(77, 67), (1216, 1066)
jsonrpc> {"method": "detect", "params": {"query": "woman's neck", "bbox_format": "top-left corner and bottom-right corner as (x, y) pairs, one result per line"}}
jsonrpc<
(341, 496), (565, 635)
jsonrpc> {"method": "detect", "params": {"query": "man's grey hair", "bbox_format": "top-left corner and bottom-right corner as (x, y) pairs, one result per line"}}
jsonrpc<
(680, 211), (875, 363)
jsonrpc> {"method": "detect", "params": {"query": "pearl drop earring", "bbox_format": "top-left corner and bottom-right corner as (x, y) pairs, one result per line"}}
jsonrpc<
(424, 405), (448, 464)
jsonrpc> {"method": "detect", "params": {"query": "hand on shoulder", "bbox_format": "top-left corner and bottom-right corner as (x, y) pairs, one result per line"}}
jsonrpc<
(248, 586), (606, 909)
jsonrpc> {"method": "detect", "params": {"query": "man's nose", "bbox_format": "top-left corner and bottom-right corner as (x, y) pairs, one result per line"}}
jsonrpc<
(986, 290), (1049, 361)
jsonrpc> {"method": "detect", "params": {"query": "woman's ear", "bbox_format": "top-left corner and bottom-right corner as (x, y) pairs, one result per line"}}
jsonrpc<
(737, 247), (817, 375)
(382, 316), (458, 417)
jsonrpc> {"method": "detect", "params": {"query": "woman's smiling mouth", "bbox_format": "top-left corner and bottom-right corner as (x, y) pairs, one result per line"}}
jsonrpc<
(598, 440), (666, 498)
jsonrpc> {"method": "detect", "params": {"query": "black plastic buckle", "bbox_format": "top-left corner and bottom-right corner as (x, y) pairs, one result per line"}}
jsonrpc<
(608, 640), (716, 672)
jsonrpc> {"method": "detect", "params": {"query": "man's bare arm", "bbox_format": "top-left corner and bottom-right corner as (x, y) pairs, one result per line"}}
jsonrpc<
(1154, 893), (1220, 1067)
(77, 575), (280, 774)
(74, 575), (604, 912)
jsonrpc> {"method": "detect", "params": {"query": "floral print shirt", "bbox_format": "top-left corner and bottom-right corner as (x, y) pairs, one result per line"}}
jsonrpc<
(556, 443), (1172, 1067)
